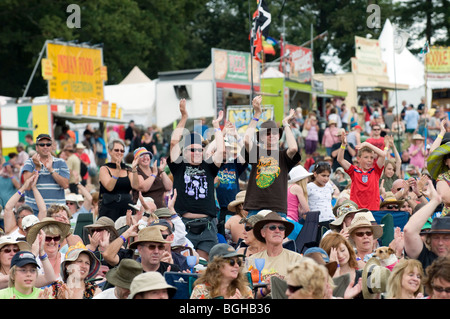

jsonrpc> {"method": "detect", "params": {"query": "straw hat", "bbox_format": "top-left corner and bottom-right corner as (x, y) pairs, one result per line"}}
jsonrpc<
(362, 257), (391, 299)
(347, 214), (383, 239)
(379, 192), (404, 209)
(0, 236), (31, 252)
(329, 199), (368, 230)
(85, 216), (119, 238)
(25, 217), (71, 245)
(227, 191), (246, 213)
(128, 272), (177, 299)
(129, 226), (172, 249)
(412, 134), (424, 140)
(288, 165), (313, 183)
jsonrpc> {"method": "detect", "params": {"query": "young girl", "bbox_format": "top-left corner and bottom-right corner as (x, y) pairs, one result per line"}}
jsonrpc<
(307, 162), (339, 224)
(380, 135), (401, 193)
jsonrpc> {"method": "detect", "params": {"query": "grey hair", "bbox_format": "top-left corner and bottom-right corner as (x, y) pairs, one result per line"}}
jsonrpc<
(107, 139), (125, 151)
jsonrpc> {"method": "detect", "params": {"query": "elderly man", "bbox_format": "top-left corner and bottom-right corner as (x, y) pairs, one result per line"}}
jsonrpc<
(247, 212), (302, 298)
(21, 134), (69, 214)
(404, 181), (450, 270)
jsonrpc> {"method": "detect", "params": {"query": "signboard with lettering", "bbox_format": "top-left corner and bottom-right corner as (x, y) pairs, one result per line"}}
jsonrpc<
(226, 105), (274, 134)
(426, 46), (450, 74)
(46, 42), (105, 101)
(212, 48), (260, 84)
(284, 44), (313, 83)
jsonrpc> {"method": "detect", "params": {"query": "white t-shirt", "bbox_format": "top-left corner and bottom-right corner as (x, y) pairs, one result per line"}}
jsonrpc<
(93, 287), (118, 299)
(307, 182), (335, 222)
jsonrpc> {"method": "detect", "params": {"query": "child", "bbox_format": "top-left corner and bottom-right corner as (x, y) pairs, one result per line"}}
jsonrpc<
(337, 130), (386, 211)
(307, 162), (339, 224)
(379, 135), (401, 193)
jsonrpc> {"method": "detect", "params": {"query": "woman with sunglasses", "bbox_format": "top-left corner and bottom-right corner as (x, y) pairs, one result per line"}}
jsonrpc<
(98, 139), (139, 222)
(190, 243), (252, 299)
(236, 213), (266, 260)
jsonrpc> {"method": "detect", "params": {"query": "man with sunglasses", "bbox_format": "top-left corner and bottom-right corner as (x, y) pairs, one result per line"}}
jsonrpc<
(168, 98), (224, 261)
(21, 134), (70, 214)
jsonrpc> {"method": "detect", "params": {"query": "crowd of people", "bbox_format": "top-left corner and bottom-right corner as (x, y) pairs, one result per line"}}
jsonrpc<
(0, 95), (448, 300)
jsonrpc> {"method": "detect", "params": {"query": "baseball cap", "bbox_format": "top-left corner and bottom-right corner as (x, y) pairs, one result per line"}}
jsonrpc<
(11, 251), (40, 268)
(208, 243), (244, 261)
(36, 134), (52, 142)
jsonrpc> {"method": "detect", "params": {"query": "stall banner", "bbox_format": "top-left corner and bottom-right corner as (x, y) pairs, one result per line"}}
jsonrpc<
(212, 48), (260, 84)
(353, 36), (386, 76)
(226, 105), (274, 135)
(426, 46), (450, 74)
(284, 44), (312, 83)
(46, 43), (104, 101)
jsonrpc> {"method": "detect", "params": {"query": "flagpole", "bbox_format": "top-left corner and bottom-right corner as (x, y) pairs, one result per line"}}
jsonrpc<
(392, 34), (400, 149)
(248, 0), (254, 102)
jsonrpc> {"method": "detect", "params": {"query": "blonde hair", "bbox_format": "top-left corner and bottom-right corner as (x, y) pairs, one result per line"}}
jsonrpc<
(295, 178), (309, 204)
(386, 259), (424, 299)
(286, 257), (328, 299)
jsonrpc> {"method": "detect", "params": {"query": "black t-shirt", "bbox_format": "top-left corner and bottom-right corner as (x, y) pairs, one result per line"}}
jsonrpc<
(168, 156), (220, 218)
(243, 146), (301, 213)
(406, 242), (438, 272)
(331, 142), (355, 171)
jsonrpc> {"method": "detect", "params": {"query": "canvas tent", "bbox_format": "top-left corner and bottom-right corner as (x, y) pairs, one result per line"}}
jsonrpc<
(104, 66), (156, 127)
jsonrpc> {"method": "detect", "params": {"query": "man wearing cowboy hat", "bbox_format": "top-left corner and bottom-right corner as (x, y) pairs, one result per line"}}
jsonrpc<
(246, 212), (302, 298)
(404, 182), (450, 270)
(242, 96), (301, 219)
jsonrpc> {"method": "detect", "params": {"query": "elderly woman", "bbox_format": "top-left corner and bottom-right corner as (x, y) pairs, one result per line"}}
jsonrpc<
(236, 213), (267, 260)
(285, 257), (330, 299)
(132, 147), (172, 209)
(386, 259), (424, 299)
(98, 139), (139, 222)
(190, 243), (252, 299)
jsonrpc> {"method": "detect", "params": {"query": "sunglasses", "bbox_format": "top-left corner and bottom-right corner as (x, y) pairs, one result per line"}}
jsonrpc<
(37, 143), (52, 147)
(226, 258), (242, 267)
(264, 225), (286, 232)
(287, 284), (303, 293)
(113, 149), (125, 153)
(66, 202), (77, 206)
(145, 243), (166, 251)
(386, 204), (399, 210)
(45, 235), (61, 242)
(432, 285), (450, 293)
(244, 225), (253, 232)
(1, 247), (19, 254)
(354, 231), (373, 237)
(188, 148), (203, 153)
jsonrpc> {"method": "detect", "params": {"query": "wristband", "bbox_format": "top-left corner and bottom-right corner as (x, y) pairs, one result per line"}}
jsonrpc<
(33, 169), (39, 173)
(259, 288), (266, 297)
(112, 176), (119, 180)
(150, 174), (157, 178)
(17, 190), (25, 197)
(120, 235), (127, 243)
(340, 144), (346, 150)
(39, 253), (48, 260)
(438, 134), (444, 139)
(252, 117), (259, 122)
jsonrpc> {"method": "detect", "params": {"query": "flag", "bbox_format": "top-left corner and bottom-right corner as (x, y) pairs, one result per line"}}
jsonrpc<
(263, 38), (276, 55)
(420, 41), (429, 56)
(250, 0), (271, 62)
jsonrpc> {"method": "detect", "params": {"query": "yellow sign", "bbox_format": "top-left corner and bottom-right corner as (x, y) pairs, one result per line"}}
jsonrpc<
(226, 105), (273, 135)
(46, 43), (105, 100)
(426, 46), (450, 73)
(41, 58), (53, 80)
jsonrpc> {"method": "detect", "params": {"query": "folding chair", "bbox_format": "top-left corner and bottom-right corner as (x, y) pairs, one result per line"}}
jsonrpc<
(164, 271), (199, 299)
(73, 213), (93, 242)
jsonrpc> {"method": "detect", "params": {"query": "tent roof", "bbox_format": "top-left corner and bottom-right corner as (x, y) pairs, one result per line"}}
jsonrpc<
(119, 66), (152, 84)
(261, 67), (285, 78)
(194, 64), (212, 80)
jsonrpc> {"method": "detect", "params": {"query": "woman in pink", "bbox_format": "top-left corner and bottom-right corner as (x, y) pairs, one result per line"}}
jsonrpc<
(408, 134), (428, 169)
(322, 120), (340, 156)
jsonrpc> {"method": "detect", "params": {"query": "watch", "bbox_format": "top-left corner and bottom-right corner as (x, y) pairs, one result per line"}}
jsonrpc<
(143, 212), (150, 218)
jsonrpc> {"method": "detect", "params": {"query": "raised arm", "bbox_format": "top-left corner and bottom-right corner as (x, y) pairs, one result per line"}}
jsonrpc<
(170, 99), (189, 162)
(356, 141), (386, 168)
(244, 95), (262, 152)
(430, 118), (447, 154)
(211, 110), (224, 167)
(282, 109), (299, 159)
(337, 130), (351, 171)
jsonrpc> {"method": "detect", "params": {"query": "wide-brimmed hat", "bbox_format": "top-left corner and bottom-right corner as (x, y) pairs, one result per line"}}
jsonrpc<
(0, 236), (31, 252)
(154, 207), (173, 218)
(256, 120), (283, 142)
(379, 192), (405, 209)
(252, 212), (294, 243)
(85, 216), (119, 238)
(239, 212), (266, 227)
(227, 191), (246, 213)
(209, 243), (244, 262)
(133, 147), (153, 160)
(330, 199), (369, 230)
(289, 165), (313, 183)
(129, 226), (172, 249)
(105, 259), (143, 289)
(412, 134), (424, 140)
(128, 272), (177, 299)
(420, 216), (450, 235)
(303, 247), (338, 277)
(61, 242), (100, 282)
(362, 257), (391, 299)
(347, 214), (383, 239)
(25, 217), (71, 245)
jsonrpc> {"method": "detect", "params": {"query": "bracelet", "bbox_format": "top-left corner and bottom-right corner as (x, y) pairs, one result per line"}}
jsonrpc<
(252, 117), (259, 122)
(384, 147), (389, 151)
(337, 264), (340, 268)
(120, 235), (127, 243)
(417, 194), (423, 198)
(438, 134), (444, 139)
(132, 170), (137, 173)
(17, 190), (25, 197)
(259, 288), (265, 297)
(340, 144), (346, 150)
(150, 174), (157, 178)
(39, 253), (48, 260)
(33, 169), (39, 173)
(112, 176), (119, 180)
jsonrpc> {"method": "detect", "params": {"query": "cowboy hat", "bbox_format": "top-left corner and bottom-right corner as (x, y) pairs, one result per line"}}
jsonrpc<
(85, 216), (119, 238)
(227, 191), (246, 213)
(252, 211), (294, 243)
(256, 120), (283, 142)
(362, 257), (391, 299)
(106, 259), (143, 289)
(329, 199), (369, 231)
(420, 216), (450, 235)
(61, 242), (101, 282)
(379, 192), (405, 209)
(129, 225), (172, 249)
(288, 165), (313, 183)
(347, 214), (383, 240)
(25, 217), (71, 245)
(128, 272), (177, 299)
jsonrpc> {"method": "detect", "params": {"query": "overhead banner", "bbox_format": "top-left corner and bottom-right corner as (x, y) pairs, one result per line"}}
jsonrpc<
(284, 44), (312, 83)
(353, 36), (386, 76)
(226, 105), (273, 134)
(426, 46), (450, 74)
(46, 42), (106, 101)
(212, 48), (260, 84)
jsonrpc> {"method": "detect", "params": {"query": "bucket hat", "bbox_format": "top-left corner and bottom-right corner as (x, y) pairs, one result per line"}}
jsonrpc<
(105, 259), (143, 289)
(362, 257), (391, 299)
(288, 165), (313, 183)
(128, 272), (177, 299)
(330, 199), (368, 230)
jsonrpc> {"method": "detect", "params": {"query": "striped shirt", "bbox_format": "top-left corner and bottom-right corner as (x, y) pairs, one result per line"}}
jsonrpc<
(21, 157), (70, 213)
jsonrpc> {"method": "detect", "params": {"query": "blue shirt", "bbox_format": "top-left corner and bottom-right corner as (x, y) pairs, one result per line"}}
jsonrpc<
(404, 109), (420, 130)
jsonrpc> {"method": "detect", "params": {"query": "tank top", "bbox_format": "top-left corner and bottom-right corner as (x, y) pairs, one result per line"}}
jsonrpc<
(99, 163), (132, 195)
(287, 185), (300, 222)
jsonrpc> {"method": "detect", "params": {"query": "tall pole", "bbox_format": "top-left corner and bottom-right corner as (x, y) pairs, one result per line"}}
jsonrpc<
(22, 40), (48, 98)
(248, 0), (254, 102)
